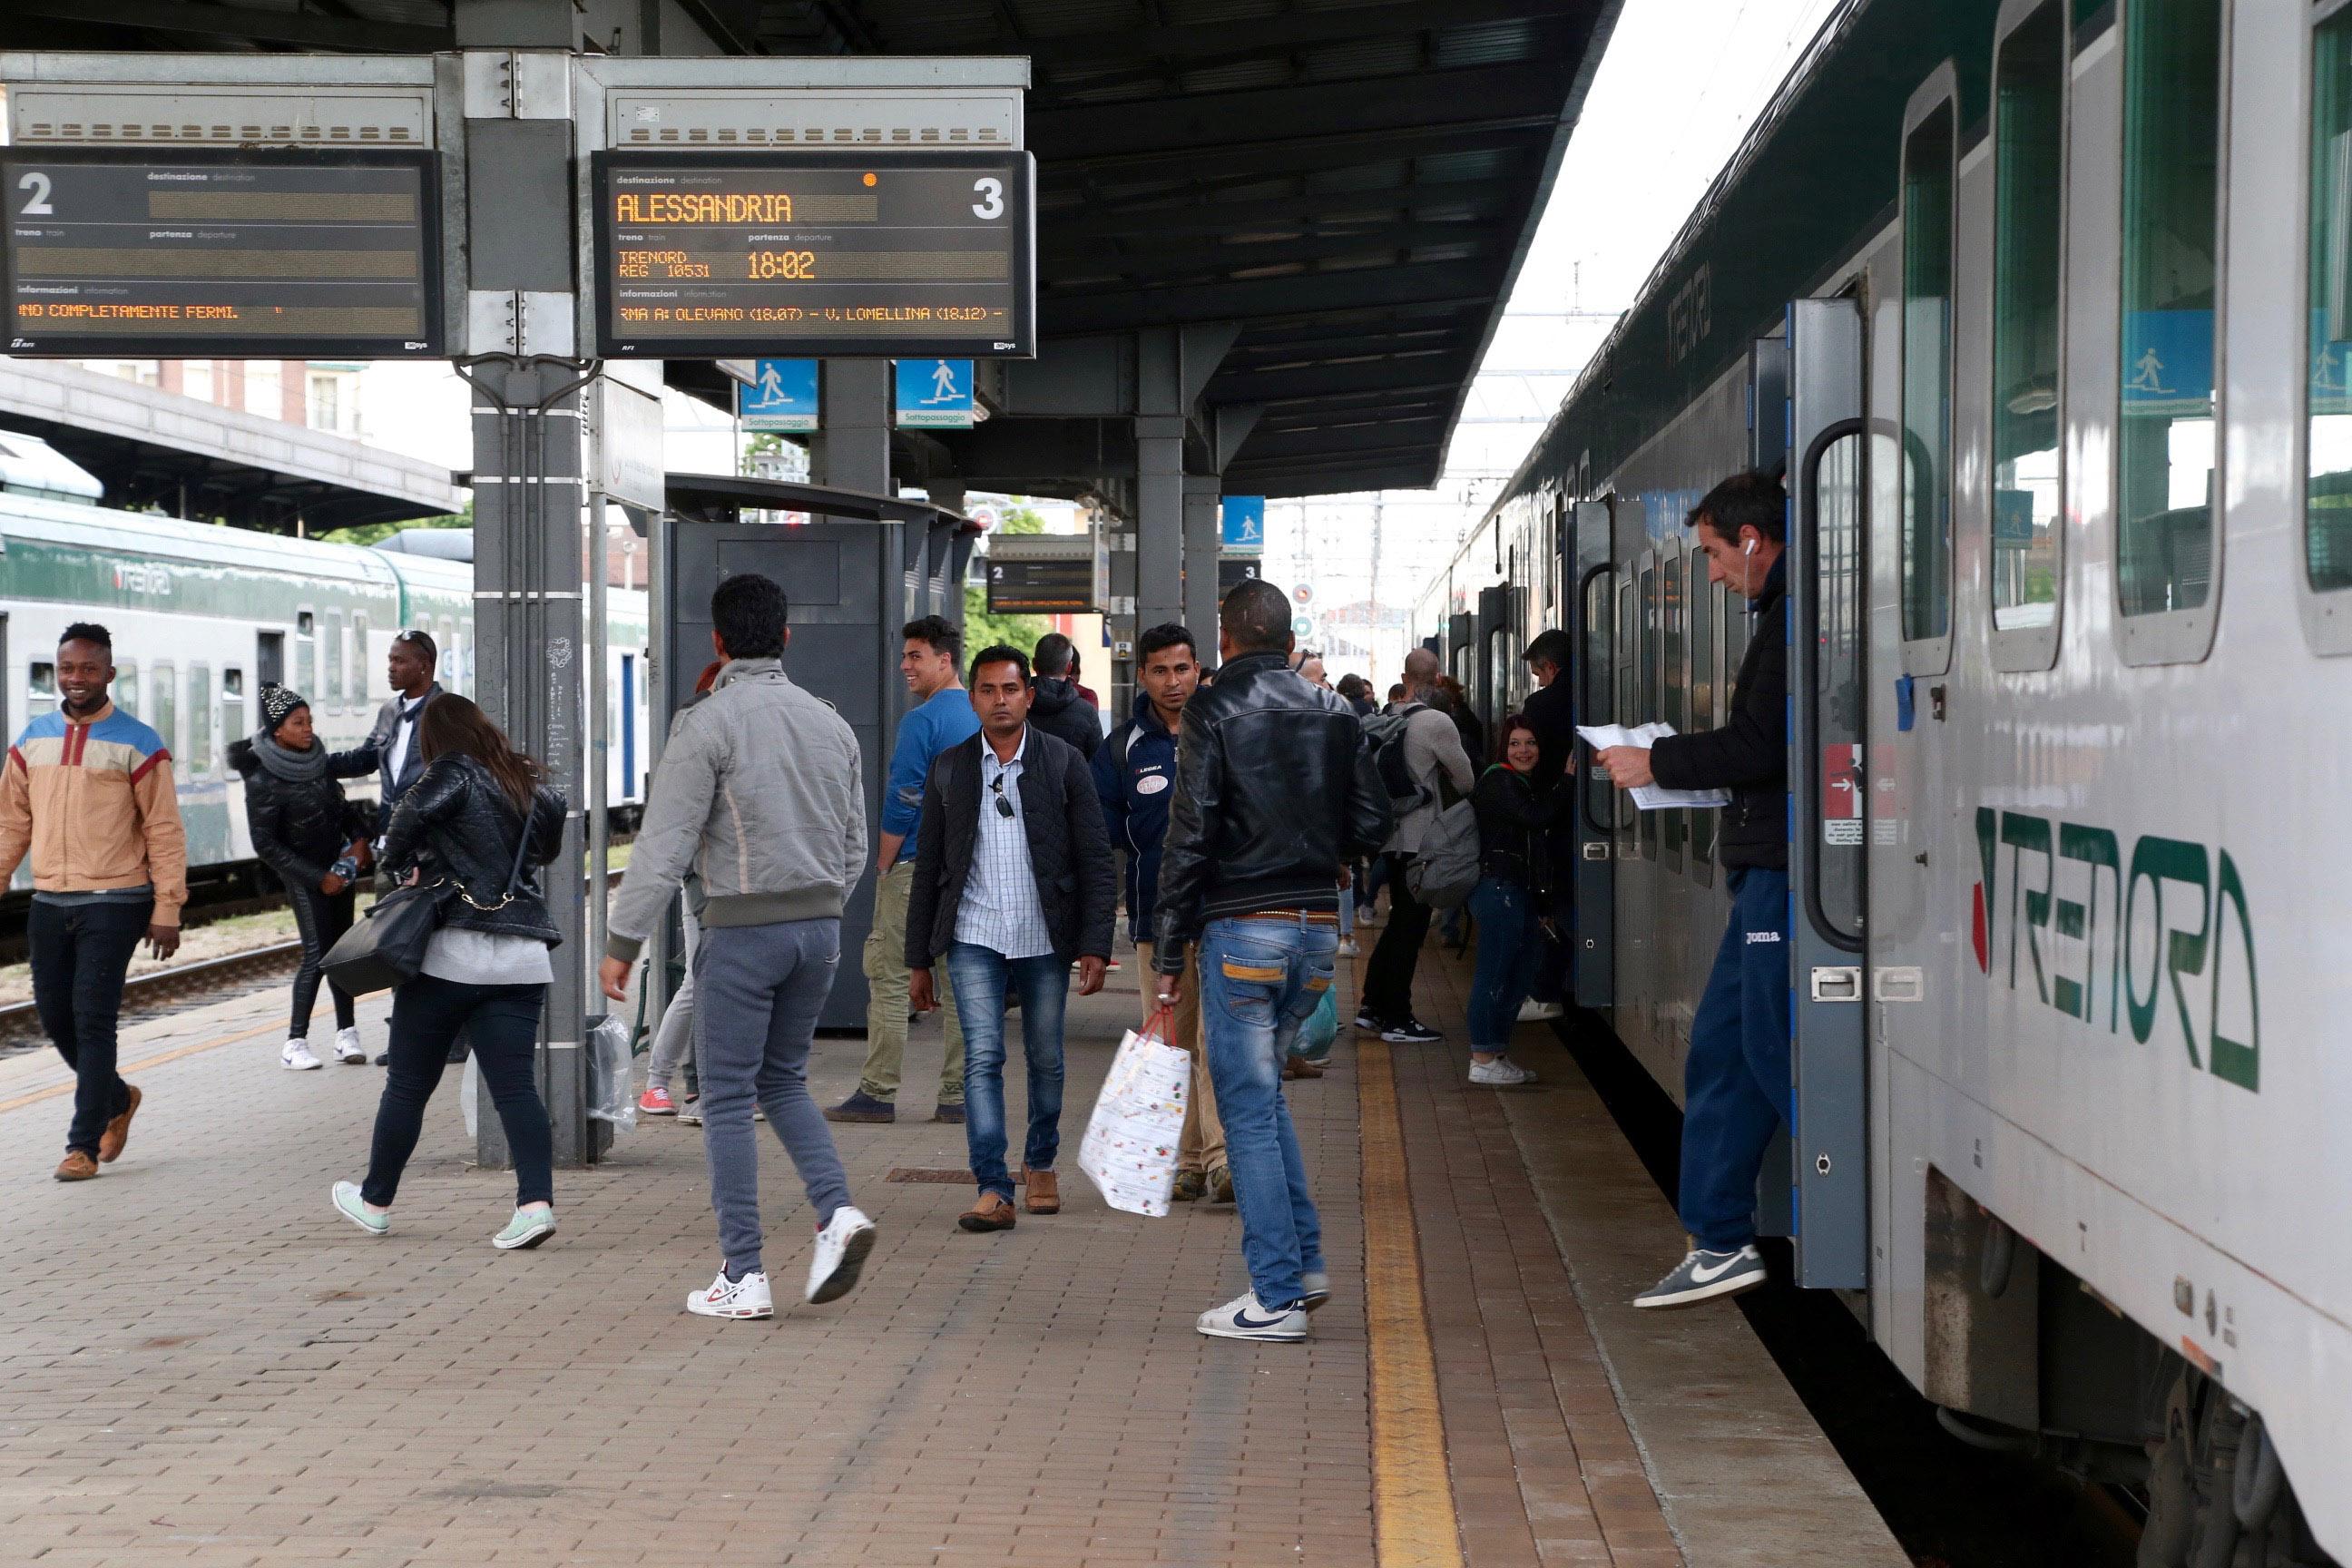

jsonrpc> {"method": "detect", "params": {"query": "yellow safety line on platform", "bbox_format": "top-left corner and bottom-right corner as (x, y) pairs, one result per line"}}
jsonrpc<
(0, 1019), (285, 1118)
(1357, 1036), (1466, 1568)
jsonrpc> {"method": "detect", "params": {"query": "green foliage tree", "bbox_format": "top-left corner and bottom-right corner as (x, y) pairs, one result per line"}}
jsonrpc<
(318, 498), (474, 548)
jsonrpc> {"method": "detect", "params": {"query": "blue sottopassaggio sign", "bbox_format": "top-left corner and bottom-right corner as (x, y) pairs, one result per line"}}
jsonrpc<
(1220, 495), (1266, 554)
(739, 358), (818, 432)
(894, 359), (975, 428)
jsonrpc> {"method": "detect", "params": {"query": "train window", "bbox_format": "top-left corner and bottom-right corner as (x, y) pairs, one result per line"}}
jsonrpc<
(295, 611), (315, 698)
(1991, 0), (2066, 644)
(257, 630), (284, 689)
(221, 667), (243, 750)
(2116, 0), (2222, 641)
(438, 616), (459, 694)
(1692, 573), (1717, 872)
(1614, 575), (1637, 859)
(323, 611), (345, 709)
(1583, 567), (1615, 841)
(150, 663), (177, 760)
(186, 664), (211, 777)
(349, 612), (368, 707)
(1900, 97), (1956, 652)
(1639, 560), (1659, 863)
(113, 660), (138, 720)
(29, 661), (56, 720)
(1661, 553), (1686, 871)
(2306, 6), (2352, 612)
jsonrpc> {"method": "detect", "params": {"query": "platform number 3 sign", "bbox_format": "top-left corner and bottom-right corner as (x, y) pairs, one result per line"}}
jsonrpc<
(971, 178), (1004, 220)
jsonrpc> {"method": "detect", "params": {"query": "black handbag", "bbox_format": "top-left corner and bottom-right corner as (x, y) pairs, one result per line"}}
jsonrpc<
(322, 796), (535, 995)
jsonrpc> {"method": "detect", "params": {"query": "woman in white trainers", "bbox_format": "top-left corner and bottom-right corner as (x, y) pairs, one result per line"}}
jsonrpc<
(229, 683), (376, 1072)
(1465, 716), (1570, 1087)
(330, 695), (567, 1251)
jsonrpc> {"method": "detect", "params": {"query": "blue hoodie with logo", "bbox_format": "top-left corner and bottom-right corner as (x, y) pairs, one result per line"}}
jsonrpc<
(1091, 695), (1181, 943)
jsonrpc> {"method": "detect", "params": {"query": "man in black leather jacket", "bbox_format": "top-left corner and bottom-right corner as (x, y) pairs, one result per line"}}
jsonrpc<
(1595, 468), (1791, 1312)
(1154, 580), (1391, 1343)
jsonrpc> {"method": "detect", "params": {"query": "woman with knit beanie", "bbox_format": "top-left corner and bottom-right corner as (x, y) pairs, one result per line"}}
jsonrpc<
(229, 682), (378, 1071)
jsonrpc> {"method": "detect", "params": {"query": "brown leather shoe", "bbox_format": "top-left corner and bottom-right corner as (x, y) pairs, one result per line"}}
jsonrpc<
(1283, 1055), (1326, 1081)
(1024, 1169), (1060, 1215)
(54, 1151), (99, 1182)
(958, 1192), (1017, 1231)
(98, 1084), (142, 1163)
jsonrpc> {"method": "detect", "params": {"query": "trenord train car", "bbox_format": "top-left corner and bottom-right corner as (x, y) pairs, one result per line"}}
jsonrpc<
(1420, 2), (2351, 1561)
(0, 489), (650, 892)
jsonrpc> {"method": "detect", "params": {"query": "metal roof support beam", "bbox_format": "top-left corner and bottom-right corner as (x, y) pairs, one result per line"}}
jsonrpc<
(1182, 473), (1222, 646)
(11, 0), (455, 53)
(1131, 328), (1186, 711)
(1045, 260), (1494, 334)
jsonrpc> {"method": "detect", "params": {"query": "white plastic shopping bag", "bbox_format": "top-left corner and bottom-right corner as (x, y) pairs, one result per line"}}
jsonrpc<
(1079, 1004), (1191, 1217)
(585, 1014), (638, 1132)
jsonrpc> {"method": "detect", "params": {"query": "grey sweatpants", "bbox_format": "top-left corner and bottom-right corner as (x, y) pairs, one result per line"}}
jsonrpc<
(693, 917), (853, 1276)
(644, 906), (700, 1093)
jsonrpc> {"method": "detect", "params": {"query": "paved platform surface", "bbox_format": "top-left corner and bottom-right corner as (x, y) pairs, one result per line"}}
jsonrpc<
(0, 934), (1903, 1567)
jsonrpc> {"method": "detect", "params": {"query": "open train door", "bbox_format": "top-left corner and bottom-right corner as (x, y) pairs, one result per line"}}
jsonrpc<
(1785, 297), (1869, 1288)
(1569, 497), (1615, 1008)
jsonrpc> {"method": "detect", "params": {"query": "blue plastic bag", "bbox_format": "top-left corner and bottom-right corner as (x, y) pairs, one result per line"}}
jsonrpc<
(1292, 985), (1340, 1063)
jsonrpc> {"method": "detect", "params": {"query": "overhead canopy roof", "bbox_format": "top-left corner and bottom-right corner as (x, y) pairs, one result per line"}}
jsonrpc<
(4, 0), (1619, 500)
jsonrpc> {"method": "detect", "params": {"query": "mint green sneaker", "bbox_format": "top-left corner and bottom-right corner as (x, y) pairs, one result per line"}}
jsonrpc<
(331, 1181), (388, 1237)
(493, 1205), (556, 1250)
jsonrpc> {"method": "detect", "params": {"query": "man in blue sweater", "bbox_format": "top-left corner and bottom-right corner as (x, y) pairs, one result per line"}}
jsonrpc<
(828, 616), (982, 1124)
(1092, 622), (1228, 1201)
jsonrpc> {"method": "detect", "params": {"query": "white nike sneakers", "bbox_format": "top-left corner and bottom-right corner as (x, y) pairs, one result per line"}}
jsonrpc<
(1468, 1057), (1536, 1087)
(1634, 1244), (1767, 1308)
(281, 1038), (322, 1071)
(688, 1269), (775, 1319)
(332, 1027), (368, 1064)
(807, 1206), (877, 1304)
(1197, 1290), (1308, 1342)
(1516, 999), (1565, 1022)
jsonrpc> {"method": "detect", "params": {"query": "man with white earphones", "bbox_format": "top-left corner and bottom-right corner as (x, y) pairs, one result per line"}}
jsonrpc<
(1593, 468), (1792, 1311)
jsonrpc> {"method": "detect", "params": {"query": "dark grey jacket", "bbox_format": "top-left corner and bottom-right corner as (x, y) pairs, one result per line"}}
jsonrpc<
(904, 727), (1117, 966)
(1028, 676), (1102, 760)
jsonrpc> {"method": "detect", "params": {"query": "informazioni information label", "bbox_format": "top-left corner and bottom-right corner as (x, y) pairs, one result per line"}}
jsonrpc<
(591, 150), (1034, 358)
(1, 147), (442, 357)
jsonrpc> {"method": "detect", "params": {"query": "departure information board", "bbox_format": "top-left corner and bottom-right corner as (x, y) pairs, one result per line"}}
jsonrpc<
(592, 150), (1033, 358)
(1, 148), (441, 357)
(987, 554), (1093, 614)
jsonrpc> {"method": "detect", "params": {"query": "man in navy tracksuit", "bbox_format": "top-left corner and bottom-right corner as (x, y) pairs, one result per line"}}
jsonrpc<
(1595, 469), (1791, 1309)
(1092, 622), (1228, 1201)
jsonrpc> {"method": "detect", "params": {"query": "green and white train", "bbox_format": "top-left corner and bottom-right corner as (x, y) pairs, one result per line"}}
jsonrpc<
(0, 489), (650, 889)
(1423, 0), (2349, 1561)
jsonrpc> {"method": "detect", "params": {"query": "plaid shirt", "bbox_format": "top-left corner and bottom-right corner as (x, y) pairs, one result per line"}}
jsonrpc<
(954, 728), (1054, 960)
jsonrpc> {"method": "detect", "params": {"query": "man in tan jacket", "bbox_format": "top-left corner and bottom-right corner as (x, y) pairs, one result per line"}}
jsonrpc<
(0, 623), (187, 1181)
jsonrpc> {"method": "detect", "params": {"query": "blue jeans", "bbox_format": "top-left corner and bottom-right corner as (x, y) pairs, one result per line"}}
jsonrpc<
(945, 942), (1069, 1203)
(1466, 877), (1544, 1053)
(1678, 867), (1793, 1252)
(1199, 915), (1335, 1308)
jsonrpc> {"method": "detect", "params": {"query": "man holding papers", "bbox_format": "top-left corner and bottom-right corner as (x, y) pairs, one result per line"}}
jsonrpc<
(1593, 468), (1792, 1311)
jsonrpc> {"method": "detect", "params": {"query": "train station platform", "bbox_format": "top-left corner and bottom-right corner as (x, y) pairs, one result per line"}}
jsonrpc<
(0, 942), (1904, 1568)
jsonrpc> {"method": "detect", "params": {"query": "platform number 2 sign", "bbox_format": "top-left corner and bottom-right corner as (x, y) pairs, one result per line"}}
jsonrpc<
(17, 172), (54, 215)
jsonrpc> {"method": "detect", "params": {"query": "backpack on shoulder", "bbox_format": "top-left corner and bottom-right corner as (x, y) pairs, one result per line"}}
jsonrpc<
(1359, 702), (1428, 815)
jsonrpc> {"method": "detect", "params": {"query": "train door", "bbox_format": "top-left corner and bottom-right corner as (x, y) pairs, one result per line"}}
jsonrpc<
(1570, 499), (1615, 1007)
(1786, 295), (1869, 1289)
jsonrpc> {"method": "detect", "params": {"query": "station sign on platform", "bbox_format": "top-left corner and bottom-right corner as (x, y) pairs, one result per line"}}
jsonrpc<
(1, 146), (443, 357)
(1220, 495), (1266, 554)
(1217, 556), (1262, 594)
(893, 358), (975, 428)
(738, 358), (818, 432)
(590, 150), (1034, 359)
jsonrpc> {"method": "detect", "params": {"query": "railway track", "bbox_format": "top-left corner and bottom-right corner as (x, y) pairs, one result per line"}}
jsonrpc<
(0, 868), (629, 1048)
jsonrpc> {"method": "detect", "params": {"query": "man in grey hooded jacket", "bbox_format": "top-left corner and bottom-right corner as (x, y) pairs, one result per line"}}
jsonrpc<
(600, 573), (876, 1321)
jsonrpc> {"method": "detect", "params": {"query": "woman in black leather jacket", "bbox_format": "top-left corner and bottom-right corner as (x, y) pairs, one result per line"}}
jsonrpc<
(1465, 715), (1570, 1088)
(331, 693), (568, 1252)
(229, 684), (376, 1071)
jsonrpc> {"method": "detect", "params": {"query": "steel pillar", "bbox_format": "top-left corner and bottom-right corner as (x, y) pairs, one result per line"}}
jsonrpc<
(1182, 475), (1221, 643)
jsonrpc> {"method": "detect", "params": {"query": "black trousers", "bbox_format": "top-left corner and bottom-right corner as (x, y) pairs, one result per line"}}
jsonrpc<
(285, 882), (358, 1038)
(1361, 851), (1434, 1023)
(363, 974), (552, 1209)
(30, 897), (152, 1155)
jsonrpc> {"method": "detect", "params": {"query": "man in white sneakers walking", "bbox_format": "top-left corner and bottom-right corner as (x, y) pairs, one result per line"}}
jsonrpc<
(601, 573), (875, 1318)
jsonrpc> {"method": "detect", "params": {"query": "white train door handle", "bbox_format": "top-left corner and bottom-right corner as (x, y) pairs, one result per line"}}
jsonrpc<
(1809, 966), (1863, 1003)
